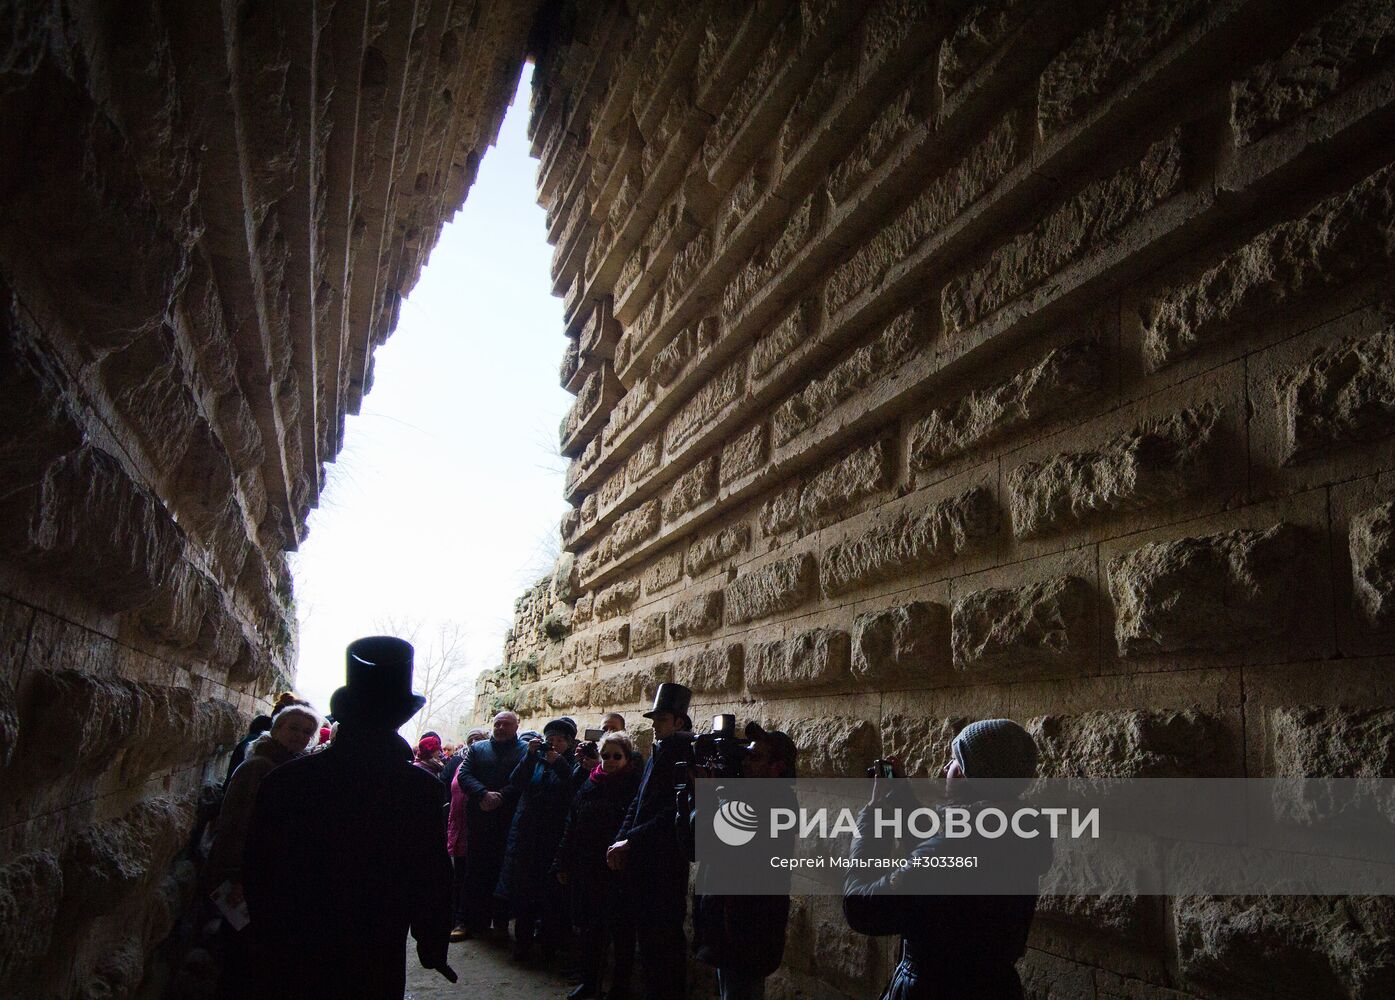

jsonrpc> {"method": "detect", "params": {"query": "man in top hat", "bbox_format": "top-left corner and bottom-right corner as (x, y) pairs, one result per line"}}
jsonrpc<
(242, 636), (456, 999)
(607, 682), (695, 1000)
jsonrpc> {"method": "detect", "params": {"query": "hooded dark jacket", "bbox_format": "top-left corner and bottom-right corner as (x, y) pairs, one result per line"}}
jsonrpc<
(495, 746), (578, 909)
(842, 794), (1053, 1000)
(207, 734), (297, 887)
(242, 726), (452, 1000)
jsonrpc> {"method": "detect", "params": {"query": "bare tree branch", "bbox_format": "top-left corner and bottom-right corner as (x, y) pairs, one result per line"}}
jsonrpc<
(370, 615), (472, 742)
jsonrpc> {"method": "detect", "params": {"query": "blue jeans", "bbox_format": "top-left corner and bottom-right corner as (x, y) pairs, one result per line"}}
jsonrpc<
(716, 969), (766, 1000)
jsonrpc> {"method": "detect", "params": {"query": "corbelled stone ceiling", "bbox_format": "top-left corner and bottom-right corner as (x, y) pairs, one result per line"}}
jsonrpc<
(2, 0), (1394, 997)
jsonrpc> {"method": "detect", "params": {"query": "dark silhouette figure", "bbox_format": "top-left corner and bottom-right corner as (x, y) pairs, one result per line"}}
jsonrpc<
(243, 636), (456, 999)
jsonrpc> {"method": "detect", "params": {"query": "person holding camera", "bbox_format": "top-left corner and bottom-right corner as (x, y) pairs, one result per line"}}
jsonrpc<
(554, 729), (643, 999)
(692, 722), (799, 1000)
(607, 683), (695, 1000)
(497, 717), (580, 962)
(842, 719), (1053, 1000)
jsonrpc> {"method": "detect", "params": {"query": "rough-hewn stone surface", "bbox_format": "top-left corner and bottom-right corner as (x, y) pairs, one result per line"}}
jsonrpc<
(1350, 502), (1395, 631)
(1008, 405), (1221, 538)
(952, 575), (1094, 673)
(14, 0), (1395, 994)
(724, 554), (816, 626)
(851, 602), (949, 684)
(746, 628), (851, 695)
(1109, 525), (1305, 656)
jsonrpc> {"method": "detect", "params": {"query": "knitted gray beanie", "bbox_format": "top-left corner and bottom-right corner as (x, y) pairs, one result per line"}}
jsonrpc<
(951, 719), (1038, 780)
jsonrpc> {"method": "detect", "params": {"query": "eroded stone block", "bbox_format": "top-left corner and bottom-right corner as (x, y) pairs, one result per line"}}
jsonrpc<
(590, 664), (672, 708)
(880, 715), (968, 778)
(1109, 525), (1304, 656)
(820, 486), (998, 598)
(1030, 709), (1233, 778)
(688, 523), (750, 576)
(0, 851), (63, 988)
(746, 628), (850, 694)
(631, 612), (667, 653)
(595, 579), (640, 620)
(760, 715), (880, 778)
(910, 341), (1102, 471)
(643, 549), (685, 594)
(952, 575), (1093, 673)
(597, 623), (630, 661)
(720, 422), (768, 485)
(668, 590), (724, 640)
(851, 601), (949, 683)
(760, 482), (802, 536)
(800, 438), (896, 523)
(21, 670), (143, 776)
(1278, 330), (1395, 465)
(1008, 404), (1220, 538)
(610, 499), (661, 558)
(672, 644), (744, 693)
(1269, 705), (1395, 778)
(662, 455), (718, 520)
(1351, 501), (1395, 631)
(724, 553), (816, 625)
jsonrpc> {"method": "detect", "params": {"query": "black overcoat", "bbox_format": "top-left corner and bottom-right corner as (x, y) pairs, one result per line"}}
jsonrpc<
(552, 763), (642, 921)
(242, 727), (452, 1000)
(615, 731), (693, 921)
(494, 747), (577, 909)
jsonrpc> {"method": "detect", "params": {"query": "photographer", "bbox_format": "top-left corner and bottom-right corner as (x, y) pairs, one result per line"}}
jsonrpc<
(692, 722), (798, 1000)
(607, 683), (695, 1000)
(498, 718), (579, 962)
(554, 730), (643, 999)
(842, 719), (1053, 1000)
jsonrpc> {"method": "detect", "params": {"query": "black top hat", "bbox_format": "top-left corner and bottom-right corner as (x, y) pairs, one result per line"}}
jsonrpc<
(643, 682), (692, 720)
(328, 636), (427, 728)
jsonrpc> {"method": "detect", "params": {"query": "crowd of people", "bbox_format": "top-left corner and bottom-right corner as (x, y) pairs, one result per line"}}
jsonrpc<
(204, 636), (1050, 1000)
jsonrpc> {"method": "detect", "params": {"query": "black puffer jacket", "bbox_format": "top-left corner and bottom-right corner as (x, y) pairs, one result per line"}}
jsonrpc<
(553, 763), (643, 901)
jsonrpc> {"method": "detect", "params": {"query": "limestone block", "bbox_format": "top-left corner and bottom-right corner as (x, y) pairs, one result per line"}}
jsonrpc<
(1269, 706), (1395, 779)
(672, 645), (744, 694)
(1141, 163), (1395, 370)
(688, 523), (750, 577)
(759, 482), (802, 536)
(99, 328), (201, 472)
(939, 0), (1038, 95)
(720, 422), (768, 486)
(643, 548), (685, 594)
(598, 467), (626, 510)
(1008, 404), (1220, 538)
(724, 553), (816, 625)
(594, 579), (640, 620)
(572, 594), (594, 627)
(668, 590), (724, 640)
(1351, 501), (1395, 631)
(120, 684), (198, 779)
(0, 304), (83, 493)
(21, 669), (142, 776)
(145, 859), (196, 952)
(650, 326), (694, 386)
(552, 551), (580, 603)
(197, 699), (243, 754)
(662, 455), (718, 520)
(1030, 709), (1234, 779)
(582, 490), (599, 526)
(1019, 949), (1098, 1000)
(0, 851), (62, 988)
(1108, 525), (1304, 656)
(820, 485), (998, 598)
(560, 337), (580, 388)
(0, 674), (15, 769)
(951, 575), (1093, 673)
(628, 438), (661, 481)
(828, 80), (917, 205)
(133, 561), (218, 651)
(610, 499), (661, 558)
(62, 796), (190, 918)
(1277, 330), (1395, 465)
(909, 341), (1102, 472)
(751, 299), (817, 382)
(828, 109), (1024, 316)
(942, 129), (1184, 334)
(880, 715), (968, 778)
(772, 315), (919, 448)
(0, 446), (183, 613)
(1232, 0), (1395, 145)
(746, 628), (851, 694)
(598, 623), (631, 661)
(799, 438), (896, 524)
(665, 354), (746, 453)
(1037, 0), (1209, 134)
(760, 715), (880, 778)
(631, 612), (667, 653)
(1174, 895), (1395, 999)
(545, 677), (592, 710)
(603, 375), (654, 446)
(851, 601), (949, 683)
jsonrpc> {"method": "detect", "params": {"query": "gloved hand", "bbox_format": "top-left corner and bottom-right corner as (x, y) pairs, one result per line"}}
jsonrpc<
(417, 942), (458, 982)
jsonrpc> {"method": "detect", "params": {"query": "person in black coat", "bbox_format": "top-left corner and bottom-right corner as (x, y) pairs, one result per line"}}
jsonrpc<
(692, 723), (798, 1000)
(456, 709), (528, 937)
(842, 719), (1054, 1000)
(496, 717), (579, 961)
(242, 636), (456, 1000)
(223, 714), (273, 785)
(607, 684), (696, 1000)
(555, 730), (643, 999)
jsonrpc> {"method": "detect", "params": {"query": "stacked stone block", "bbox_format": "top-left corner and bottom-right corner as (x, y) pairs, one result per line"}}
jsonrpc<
(479, 2), (1395, 997)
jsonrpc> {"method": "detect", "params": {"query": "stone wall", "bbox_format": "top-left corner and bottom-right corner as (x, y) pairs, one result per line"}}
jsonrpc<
(477, 1), (1395, 997)
(0, 1), (537, 996)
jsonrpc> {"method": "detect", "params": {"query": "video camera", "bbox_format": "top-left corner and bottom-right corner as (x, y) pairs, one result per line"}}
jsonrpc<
(675, 714), (754, 861)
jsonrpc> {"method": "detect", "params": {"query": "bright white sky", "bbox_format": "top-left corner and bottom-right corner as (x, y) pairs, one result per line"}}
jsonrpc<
(289, 69), (570, 731)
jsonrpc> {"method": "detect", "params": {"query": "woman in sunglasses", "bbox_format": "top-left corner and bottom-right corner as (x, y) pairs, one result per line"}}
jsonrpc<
(554, 730), (643, 999)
